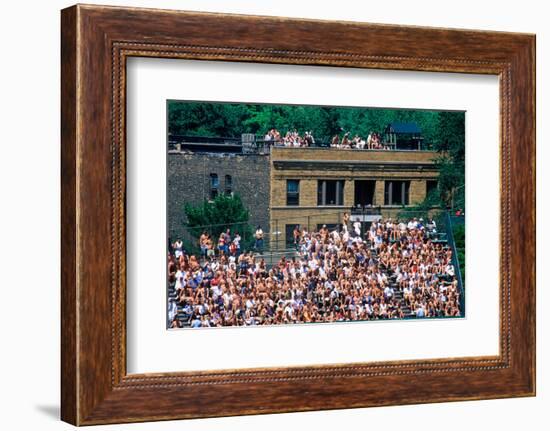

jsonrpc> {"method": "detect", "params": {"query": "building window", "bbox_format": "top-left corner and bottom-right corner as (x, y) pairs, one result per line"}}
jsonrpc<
(426, 180), (438, 197)
(317, 180), (344, 206)
(316, 223), (338, 231)
(354, 180), (376, 207)
(225, 175), (233, 196)
(285, 224), (298, 247)
(209, 173), (219, 200)
(286, 180), (300, 206)
(384, 180), (410, 206)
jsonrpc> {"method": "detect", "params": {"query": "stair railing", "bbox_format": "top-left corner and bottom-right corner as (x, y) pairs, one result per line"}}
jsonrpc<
(443, 211), (465, 315)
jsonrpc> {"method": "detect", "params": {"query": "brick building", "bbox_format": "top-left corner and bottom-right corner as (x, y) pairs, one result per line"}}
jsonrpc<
(269, 147), (439, 245)
(167, 141), (439, 248)
(167, 151), (270, 242)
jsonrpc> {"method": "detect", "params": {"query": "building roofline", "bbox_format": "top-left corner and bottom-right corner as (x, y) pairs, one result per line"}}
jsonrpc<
(273, 159), (438, 171)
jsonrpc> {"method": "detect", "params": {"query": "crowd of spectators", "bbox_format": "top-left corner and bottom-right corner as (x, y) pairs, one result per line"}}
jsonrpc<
(167, 216), (461, 328)
(261, 128), (391, 150)
(189, 226), (265, 260)
(263, 128), (316, 147)
(331, 131), (390, 150)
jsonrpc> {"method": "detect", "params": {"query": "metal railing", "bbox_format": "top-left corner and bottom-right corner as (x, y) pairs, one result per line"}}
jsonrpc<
(350, 205), (383, 216)
(168, 134), (431, 153)
(444, 212), (466, 314)
(175, 209), (458, 256)
(174, 211), (350, 257)
(173, 221), (299, 270)
(172, 220), (258, 256)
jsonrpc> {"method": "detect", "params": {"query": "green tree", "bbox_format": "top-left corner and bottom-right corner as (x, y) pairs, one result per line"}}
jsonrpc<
(184, 194), (254, 247)
(432, 111), (466, 210)
(452, 223), (466, 280)
(405, 110), (465, 212)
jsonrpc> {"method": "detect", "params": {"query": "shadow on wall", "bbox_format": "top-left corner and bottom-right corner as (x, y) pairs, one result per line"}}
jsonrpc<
(34, 404), (59, 420)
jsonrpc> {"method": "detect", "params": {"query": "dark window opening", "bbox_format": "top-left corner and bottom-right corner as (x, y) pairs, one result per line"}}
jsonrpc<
(286, 180), (300, 206)
(209, 173), (219, 200)
(316, 223), (339, 231)
(285, 224), (300, 247)
(354, 180), (376, 207)
(225, 175), (233, 196)
(384, 180), (410, 206)
(426, 180), (438, 197)
(317, 180), (344, 206)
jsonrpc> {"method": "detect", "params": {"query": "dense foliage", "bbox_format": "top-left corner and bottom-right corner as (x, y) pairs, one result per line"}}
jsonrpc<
(452, 223), (466, 281)
(184, 193), (254, 247)
(431, 112), (466, 211)
(168, 100), (446, 144)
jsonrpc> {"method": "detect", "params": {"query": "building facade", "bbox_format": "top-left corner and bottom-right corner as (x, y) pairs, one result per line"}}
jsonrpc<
(167, 145), (439, 249)
(269, 147), (439, 246)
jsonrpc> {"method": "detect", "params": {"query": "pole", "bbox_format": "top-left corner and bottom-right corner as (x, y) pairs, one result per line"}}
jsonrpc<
(451, 183), (466, 213)
(276, 219), (279, 252)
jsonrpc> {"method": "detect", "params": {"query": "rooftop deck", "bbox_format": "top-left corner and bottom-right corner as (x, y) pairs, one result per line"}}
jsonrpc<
(168, 134), (434, 156)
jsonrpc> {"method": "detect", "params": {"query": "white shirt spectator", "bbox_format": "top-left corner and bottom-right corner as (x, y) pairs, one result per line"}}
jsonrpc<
(353, 221), (361, 237)
(445, 264), (455, 277)
(175, 269), (185, 290)
(173, 240), (183, 258)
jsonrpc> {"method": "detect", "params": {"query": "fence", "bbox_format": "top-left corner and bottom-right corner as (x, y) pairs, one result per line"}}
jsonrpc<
(268, 211), (350, 252)
(176, 211), (349, 256)
(173, 220), (258, 256)
(445, 213), (466, 313)
(168, 134), (240, 148)
(176, 209), (459, 254)
(168, 134), (430, 153)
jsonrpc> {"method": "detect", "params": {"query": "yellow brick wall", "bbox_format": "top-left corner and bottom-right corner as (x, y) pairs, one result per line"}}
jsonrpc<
(271, 178), (320, 207)
(269, 148), (441, 236)
(374, 180), (385, 206)
(271, 178), (285, 207)
(300, 179), (318, 206)
(344, 180), (354, 207)
(273, 169), (438, 180)
(409, 180), (427, 205)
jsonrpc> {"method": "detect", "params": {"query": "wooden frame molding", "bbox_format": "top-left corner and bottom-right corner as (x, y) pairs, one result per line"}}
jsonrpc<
(61, 4), (535, 425)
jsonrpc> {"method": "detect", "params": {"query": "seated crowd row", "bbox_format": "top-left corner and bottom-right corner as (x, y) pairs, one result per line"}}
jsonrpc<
(262, 128), (392, 150)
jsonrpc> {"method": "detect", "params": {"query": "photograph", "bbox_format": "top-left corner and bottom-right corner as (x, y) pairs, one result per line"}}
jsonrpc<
(166, 101), (466, 329)
(0, 0), (542, 428)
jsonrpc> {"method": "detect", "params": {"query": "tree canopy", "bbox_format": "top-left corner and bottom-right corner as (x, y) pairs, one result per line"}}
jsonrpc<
(184, 193), (254, 248)
(168, 100), (450, 146)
